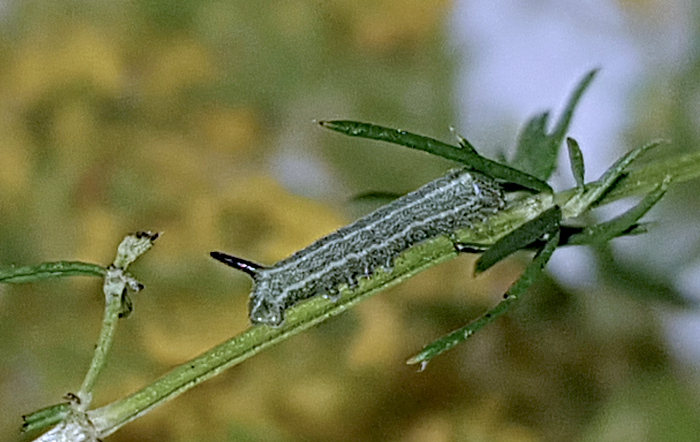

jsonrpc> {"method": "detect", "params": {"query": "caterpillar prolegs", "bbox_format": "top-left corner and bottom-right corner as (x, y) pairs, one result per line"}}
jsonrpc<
(211, 168), (507, 327)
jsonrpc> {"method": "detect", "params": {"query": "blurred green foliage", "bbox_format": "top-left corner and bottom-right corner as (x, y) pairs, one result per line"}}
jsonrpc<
(1, 1), (700, 442)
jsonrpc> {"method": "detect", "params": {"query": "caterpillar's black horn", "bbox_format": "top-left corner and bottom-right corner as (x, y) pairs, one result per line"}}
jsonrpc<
(210, 251), (265, 278)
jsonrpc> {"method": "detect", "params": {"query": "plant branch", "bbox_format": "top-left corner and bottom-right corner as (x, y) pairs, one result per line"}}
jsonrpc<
(78, 232), (159, 404)
(23, 233), (159, 440)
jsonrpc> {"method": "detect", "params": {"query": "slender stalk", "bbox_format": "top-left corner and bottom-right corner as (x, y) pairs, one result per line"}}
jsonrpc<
(407, 229), (560, 367)
(77, 268), (129, 402)
(0, 261), (105, 283)
(77, 233), (159, 404)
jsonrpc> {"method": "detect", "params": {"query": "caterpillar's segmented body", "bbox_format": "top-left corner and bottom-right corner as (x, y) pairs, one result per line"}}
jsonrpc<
(212, 169), (506, 327)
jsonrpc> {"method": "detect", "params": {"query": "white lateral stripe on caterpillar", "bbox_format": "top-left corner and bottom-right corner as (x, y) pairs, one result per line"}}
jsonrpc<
(265, 170), (479, 278)
(218, 168), (507, 327)
(278, 188), (498, 294)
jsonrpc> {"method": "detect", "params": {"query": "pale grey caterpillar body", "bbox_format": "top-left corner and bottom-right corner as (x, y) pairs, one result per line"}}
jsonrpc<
(211, 168), (507, 327)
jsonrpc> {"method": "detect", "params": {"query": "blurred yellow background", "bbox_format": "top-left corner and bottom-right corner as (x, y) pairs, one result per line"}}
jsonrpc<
(2, 1), (700, 441)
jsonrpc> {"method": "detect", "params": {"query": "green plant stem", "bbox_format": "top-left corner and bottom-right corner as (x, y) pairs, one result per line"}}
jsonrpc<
(77, 268), (128, 402)
(560, 149), (700, 207)
(21, 403), (72, 434)
(0, 261), (105, 283)
(21, 233), (159, 440)
(76, 233), (158, 405)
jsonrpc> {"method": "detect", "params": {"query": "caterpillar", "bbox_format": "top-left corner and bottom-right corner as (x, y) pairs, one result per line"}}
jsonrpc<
(211, 168), (507, 327)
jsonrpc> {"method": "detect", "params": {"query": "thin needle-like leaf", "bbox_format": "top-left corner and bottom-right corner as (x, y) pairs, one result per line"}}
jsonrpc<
(594, 149), (700, 204)
(513, 111), (550, 176)
(549, 69), (599, 152)
(567, 137), (585, 192)
(566, 177), (669, 246)
(319, 120), (551, 193)
(408, 229), (561, 368)
(512, 69), (598, 180)
(562, 139), (666, 218)
(475, 207), (561, 274)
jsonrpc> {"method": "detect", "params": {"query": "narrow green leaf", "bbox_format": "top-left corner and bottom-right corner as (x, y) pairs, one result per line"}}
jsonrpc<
(512, 69), (598, 180)
(0, 261), (106, 283)
(601, 140), (666, 186)
(591, 149), (700, 205)
(566, 137), (585, 191)
(475, 206), (561, 274)
(513, 111), (551, 177)
(408, 229), (561, 367)
(319, 120), (551, 193)
(566, 178), (669, 246)
(554, 223), (649, 248)
(549, 69), (599, 151)
(562, 139), (665, 218)
(320, 119), (463, 159)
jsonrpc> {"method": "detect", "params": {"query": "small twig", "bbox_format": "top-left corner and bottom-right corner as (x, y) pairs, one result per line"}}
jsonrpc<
(77, 232), (159, 405)
(22, 232), (159, 438)
(407, 229), (561, 368)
